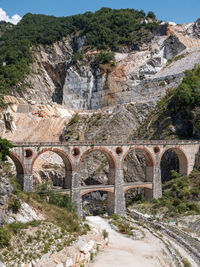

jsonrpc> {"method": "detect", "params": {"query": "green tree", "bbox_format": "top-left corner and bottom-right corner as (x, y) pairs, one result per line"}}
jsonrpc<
(0, 138), (14, 162)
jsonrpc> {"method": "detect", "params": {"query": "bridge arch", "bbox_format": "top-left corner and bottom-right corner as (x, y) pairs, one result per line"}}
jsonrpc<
(78, 147), (116, 171)
(122, 147), (155, 184)
(8, 152), (26, 187)
(121, 146), (155, 169)
(124, 183), (153, 193)
(30, 148), (73, 189)
(81, 187), (114, 196)
(122, 146), (154, 201)
(79, 147), (116, 215)
(78, 147), (116, 185)
(159, 146), (188, 177)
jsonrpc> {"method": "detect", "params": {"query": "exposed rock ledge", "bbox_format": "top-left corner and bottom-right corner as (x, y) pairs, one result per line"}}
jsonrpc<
(28, 222), (108, 267)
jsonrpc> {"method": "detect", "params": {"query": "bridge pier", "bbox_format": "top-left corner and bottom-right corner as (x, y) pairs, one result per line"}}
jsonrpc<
(23, 174), (34, 192)
(71, 170), (82, 218)
(114, 168), (126, 216)
(152, 160), (162, 199)
(63, 170), (72, 189)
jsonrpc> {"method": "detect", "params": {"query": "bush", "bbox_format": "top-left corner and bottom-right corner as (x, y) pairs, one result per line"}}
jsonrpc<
(9, 198), (21, 213)
(96, 51), (115, 65)
(169, 65), (200, 112)
(0, 138), (14, 162)
(103, 229), (108, 239)
(68, 113), (79, 126)
(0, 228), (11, 248)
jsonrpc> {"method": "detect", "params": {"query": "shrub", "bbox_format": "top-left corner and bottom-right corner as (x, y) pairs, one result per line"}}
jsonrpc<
(0, 138), (14, 162)
(102, 229), (108, 239)
(9, 198), (21, 213)
(68, 113), (79, 126)
(0, 228), (11, 248)
(96, 51), (115, 65)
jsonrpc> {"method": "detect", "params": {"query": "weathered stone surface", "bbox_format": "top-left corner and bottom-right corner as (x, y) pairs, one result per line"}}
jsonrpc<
(13, 21), (200, 111)
(0, 176), (13, 218)
(163, 35), (186, 60)
(10, 202), (45, 223)
(78, 240), (95, 254)
(65, 258), (73, 267)
(0, 210), (5, 225)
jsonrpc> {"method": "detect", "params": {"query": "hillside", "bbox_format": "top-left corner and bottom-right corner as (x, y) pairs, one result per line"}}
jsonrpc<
(0, 8), (162, 96)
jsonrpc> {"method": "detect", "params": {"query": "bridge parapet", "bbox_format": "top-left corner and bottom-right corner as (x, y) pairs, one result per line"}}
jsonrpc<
(12, 139), (200, 147)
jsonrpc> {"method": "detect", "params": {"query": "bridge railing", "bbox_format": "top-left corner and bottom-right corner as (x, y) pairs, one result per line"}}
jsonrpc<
(11, 140), (200, 147)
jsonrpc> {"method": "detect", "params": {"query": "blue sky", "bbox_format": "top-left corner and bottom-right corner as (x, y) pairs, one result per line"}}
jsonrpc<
(0, 0), (199, 24)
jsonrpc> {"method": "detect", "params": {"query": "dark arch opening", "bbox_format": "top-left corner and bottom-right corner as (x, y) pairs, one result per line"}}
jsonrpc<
(7, 152), (26, 188)
(82, 191), (111, 216)
(123, 148), (154, 204)
(79, 149), (115, 215)
(160, 148), (188, 184)
(31, 149), (73, 191)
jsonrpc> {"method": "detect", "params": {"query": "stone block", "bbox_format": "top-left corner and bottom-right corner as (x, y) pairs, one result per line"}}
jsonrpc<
(78, 240), (95, 254)
(65, 258), (73, 267)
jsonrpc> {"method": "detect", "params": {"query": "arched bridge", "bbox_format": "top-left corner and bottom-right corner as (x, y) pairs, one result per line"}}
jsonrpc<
(9, 140), (199, 217)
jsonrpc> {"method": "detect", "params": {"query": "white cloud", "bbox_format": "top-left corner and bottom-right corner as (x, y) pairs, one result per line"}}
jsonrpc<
(0, 8), (21, 25)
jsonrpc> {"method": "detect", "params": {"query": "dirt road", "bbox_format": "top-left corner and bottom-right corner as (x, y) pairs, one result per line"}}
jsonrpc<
(87, 216), (175, 267)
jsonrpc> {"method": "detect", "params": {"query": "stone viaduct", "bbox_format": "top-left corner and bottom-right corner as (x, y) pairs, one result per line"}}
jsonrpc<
(8, 140), (200, 217)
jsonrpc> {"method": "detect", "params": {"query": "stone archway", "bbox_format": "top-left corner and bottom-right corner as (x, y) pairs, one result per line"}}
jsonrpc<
(121, 147), (155, 200)
(160, 147), (188, 179)
(78, 147), (116, 215)
(31, 148), (73, 190)
(78, 147), (116, 184)
(8, 152), (26, 188)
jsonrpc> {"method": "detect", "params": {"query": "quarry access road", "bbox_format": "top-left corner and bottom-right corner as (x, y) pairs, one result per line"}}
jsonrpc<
(87, 216), (175, 267)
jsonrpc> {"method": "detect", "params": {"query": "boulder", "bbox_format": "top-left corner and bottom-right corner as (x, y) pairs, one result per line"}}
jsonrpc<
(65, 258), (73, 267)
(78, 240), (95, 254)
(163, 35), (186, 60)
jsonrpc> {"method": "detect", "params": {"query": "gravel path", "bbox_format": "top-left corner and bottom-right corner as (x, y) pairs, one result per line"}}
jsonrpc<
(87, 216), (174, 267)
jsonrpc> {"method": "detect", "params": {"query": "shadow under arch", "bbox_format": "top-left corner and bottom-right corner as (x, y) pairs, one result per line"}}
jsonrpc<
(30, 148), (73, 190)
(79, 147), (116, 215)
(8, 151), (26, 188)
(122, 146), (155, 182)
(78, 147), (116, 184)
(124, 183), (153, 193)
(159, 147), (188, 177)
(121, 147), (155, 200)
(81, 189), (115, 215)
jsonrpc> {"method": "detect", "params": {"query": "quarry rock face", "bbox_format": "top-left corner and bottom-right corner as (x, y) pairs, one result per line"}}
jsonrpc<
(15, 21), (200, 111)
(0, 176), (13, 206)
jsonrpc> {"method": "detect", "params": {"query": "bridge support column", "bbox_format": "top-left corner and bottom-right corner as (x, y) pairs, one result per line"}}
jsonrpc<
(63, 170), (72, 189)
(114, 168), (126, 216)
(144, 166), (153, 200)
(23, 175), (34, 192)
(71, 170), (82, 218)
(153, 160), (162, 199)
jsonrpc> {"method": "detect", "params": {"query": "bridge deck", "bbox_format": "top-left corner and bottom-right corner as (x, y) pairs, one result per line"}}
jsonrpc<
(12, 140), (200, 147)
(50, 182), (152, 196)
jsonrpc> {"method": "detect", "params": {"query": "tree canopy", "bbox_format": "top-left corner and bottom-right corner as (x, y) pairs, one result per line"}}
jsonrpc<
(0, 138), (14, 162)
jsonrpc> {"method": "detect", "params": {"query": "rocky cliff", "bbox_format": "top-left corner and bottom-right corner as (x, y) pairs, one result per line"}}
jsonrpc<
(12, 19), (200, 114)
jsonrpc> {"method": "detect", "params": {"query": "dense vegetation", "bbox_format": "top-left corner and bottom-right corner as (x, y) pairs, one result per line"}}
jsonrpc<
(169, 65), (200, 112)
(137, 65), (200, 139)
(0, 138), (13, 162)
(128, 169), (200, 218)
(0, 21), (13, 36)
(0, 8), (163, 95)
